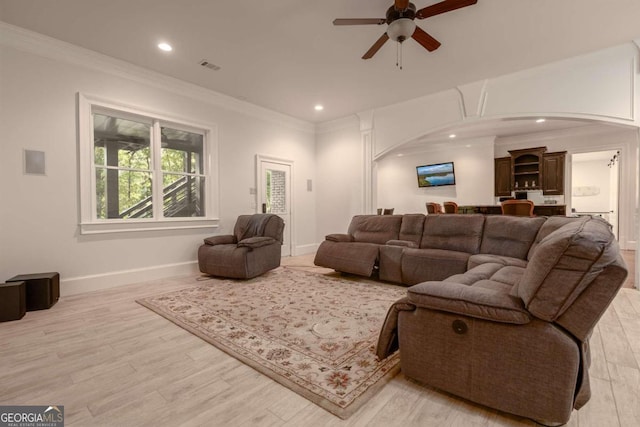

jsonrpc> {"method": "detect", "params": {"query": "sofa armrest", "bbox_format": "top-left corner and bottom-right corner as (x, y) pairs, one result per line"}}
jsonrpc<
(325, 233), (353, 242)
(203, 235), (237, 246)
(407, 282), (531, 324)
(238, 236), (277, 249)
(385, 239), (418, 248)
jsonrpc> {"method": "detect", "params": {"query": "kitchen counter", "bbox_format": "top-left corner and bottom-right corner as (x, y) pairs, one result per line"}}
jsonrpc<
(459, 205), (566, 216)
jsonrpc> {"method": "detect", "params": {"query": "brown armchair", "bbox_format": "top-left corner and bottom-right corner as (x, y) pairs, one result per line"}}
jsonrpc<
(443, 201), (458, 214)
(501, 199), (534, 216)
(198, 214), (284, 279)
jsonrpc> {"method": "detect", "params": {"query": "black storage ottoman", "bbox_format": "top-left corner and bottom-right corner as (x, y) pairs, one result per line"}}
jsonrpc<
(7, 272), (60, 311)
(0, 281), (26, 321)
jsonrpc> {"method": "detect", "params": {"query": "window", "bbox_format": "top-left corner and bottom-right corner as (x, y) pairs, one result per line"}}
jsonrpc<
(78, 94), (218, 234)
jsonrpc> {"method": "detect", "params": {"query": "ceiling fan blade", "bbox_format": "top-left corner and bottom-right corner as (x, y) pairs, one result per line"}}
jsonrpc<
(416, 0), (477, 19)
(333, 18), (386, 25)
(412, 26), (441, 52)
(394, 0), (410, 10)
(362, 33), (390, 59)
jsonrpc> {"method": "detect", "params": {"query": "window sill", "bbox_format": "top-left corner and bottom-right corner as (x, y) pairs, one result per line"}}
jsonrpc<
(79, 218), (219, 235)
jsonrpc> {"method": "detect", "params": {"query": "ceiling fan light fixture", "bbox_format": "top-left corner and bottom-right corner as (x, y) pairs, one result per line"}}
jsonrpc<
(386, 18), (416, 42)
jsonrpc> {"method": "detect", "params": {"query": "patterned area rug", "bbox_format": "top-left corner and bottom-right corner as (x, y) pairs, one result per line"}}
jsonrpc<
(137, 267), (406, 419)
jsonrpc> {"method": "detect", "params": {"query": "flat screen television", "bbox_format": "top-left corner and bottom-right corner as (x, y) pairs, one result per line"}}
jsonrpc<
(416, 162), (456, 187)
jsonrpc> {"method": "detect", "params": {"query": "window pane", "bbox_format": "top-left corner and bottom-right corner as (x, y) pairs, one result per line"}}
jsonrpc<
(93, 113), (151, 169)
(161, 127), (203, 174)
(163, 173), (205, 217)
(95, 168), (152, 219)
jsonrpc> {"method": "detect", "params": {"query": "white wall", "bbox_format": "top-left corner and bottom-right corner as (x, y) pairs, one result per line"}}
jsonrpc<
(315, 116), (362, 239)
(572, 159), (613, 213)
(376, 137), (495, 214)
(0, 29), (316, 295)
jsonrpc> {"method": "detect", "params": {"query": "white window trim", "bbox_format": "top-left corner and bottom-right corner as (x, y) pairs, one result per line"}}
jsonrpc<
(78, 92), (219, 234)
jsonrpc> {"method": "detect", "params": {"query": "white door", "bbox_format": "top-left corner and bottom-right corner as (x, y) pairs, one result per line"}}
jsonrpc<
(258, 158), (292, 256)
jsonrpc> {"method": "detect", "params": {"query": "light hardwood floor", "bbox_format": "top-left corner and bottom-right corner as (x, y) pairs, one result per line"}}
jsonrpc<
(1, 255), (638, 427)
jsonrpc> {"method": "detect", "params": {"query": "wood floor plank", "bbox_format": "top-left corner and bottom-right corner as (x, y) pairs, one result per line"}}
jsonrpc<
(576, 377), (621, 427)
(607, 362), (640, 427)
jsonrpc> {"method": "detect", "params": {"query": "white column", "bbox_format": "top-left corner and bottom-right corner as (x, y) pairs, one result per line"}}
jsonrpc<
(357, 111), (375, 214)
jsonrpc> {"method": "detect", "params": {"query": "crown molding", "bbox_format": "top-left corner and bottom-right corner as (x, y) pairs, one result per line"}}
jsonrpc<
(0, 21), (315, 134)
(315, 114), (359, 135)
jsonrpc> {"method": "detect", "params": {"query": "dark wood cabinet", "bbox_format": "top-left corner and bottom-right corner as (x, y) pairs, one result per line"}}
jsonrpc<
(494, 147), (566, 196)
(542, 152), (566, 195)
(509, 147), (546, 191)
(494, 157), (512, 197)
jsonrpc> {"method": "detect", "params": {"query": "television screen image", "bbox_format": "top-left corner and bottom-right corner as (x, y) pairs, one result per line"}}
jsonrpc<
(416, 162), (456, 187)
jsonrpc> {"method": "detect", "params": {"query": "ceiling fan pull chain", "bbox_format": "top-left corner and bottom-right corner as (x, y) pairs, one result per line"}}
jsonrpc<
(396, 41), (404, 70)
(396, 42), (399, 68)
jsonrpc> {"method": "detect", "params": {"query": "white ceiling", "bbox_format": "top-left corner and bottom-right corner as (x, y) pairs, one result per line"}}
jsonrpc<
(1, 0), (640, 123)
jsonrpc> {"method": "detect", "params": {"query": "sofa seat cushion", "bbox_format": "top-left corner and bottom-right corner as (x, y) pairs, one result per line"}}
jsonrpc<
(401, 248), (470, 285)
(480, 216), (546, 259)
(490, 266), (525, 288)
(444, 263), (504, 285)
(237, 236), (277, 249)
(445, 264), (525, 294)
(407, 281), (530, 324)
(313, 240), (380, 277)
(467, 253), (528, 270)
(516, 217), (618, 321)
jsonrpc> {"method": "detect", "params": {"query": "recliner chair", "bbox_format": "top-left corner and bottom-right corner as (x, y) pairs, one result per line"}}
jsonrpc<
(198, 214), (284, 279)
(377, 216), (627, 425)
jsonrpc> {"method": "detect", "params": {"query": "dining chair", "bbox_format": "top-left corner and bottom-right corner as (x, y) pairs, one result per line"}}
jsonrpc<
(426, 202), (443, 214)
(501, 199), (535, 217)
(443, 201), (458, 214)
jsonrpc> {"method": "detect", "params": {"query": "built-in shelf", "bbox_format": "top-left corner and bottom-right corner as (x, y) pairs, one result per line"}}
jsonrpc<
(494, 147), (566, 196)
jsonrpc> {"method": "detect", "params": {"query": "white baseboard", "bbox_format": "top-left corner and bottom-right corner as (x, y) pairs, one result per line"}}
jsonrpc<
(294, 243), (319, 256)
(61, 261), (200, 296)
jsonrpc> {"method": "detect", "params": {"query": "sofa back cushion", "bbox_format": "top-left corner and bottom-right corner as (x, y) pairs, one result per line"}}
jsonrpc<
(516, 216), (618, 321)
(480, 216), (545, 259)
(234, 214), (285, 243)
(347, 215), (402, 244)
(420, 214), (485, 253)
(527, 216), (584, 260)
(399, 214), (426, 246)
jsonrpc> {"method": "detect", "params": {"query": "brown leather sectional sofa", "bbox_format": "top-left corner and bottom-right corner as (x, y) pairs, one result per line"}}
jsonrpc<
(314, 213), (627, 425)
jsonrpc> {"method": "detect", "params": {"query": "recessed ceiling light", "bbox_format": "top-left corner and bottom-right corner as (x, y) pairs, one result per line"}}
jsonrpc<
(314, 105), (324, 111)
(449, 134), (456, 139)
(536, 118), (546, 123)
(397, 153), (404, 157)
(158, 43), (173, 52)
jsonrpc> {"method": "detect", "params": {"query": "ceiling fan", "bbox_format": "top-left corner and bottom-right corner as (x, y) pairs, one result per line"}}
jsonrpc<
(333, 0), (478, 64)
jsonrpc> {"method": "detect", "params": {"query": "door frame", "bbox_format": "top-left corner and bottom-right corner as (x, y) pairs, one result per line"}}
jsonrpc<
(256, 154), (295, 256)
(569, 149), (621, 240)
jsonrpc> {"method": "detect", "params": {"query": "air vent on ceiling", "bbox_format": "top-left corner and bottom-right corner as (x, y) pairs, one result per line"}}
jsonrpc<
(199, 59), (221, 71)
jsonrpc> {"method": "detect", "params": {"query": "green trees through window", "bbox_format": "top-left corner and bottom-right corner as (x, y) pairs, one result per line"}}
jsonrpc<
(92, 112), (205, 220)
